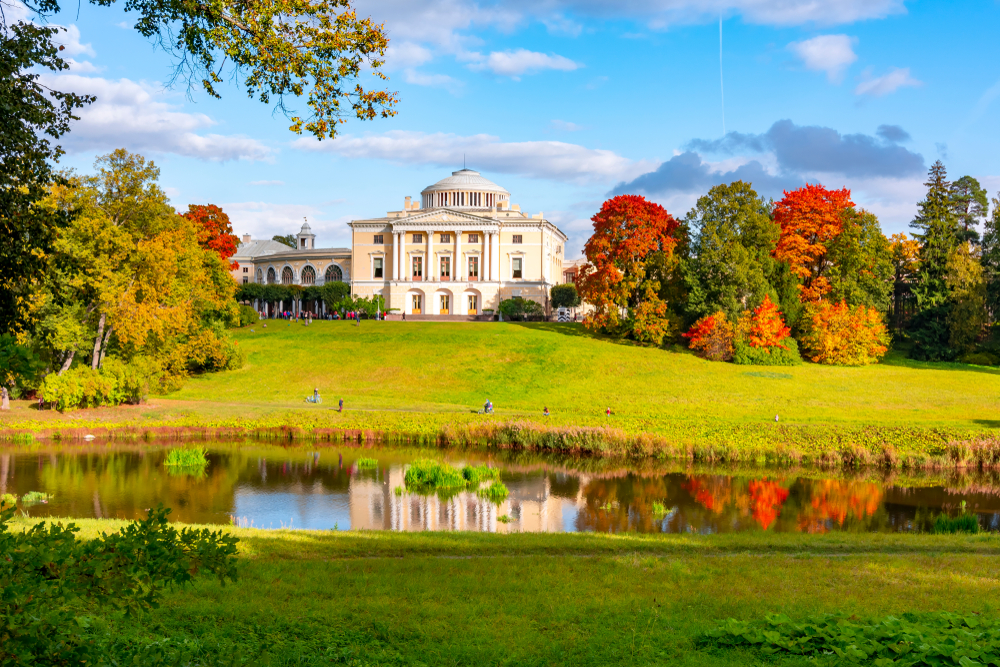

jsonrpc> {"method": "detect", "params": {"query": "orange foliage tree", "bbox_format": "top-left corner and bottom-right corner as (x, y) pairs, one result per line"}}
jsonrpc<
(799, 300), (890, 365)
(773, 184), (855, 302)
(748, 479), (789, 530)
(683, 310), (734, 361)
(577, 195), (679, 344)
(737, 294), (791, 349)
(182, 204), (240, 270)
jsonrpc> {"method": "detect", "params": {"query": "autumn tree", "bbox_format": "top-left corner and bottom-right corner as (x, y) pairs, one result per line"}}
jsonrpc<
(683, 311), (734, 361)
(799, 300), (890, 366)
(737, 295), (791, 350)
(183, 204), (240, 269)
(577, 195), (680, 344)
(683, 181), (781, 321)
(944, 243), (988, 355)
(2, 0), (396, 335)
(772, 184), (855, 302)
(889, 233), (920, 330)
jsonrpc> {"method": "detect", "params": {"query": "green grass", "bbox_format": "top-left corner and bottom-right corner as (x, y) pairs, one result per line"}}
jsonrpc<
(356, 457), (379, 468)
(164, 447), (208, 468)
(13, 517), (1000, 666)
(476, 480), (509, 502)
(3, 322), (999, 463)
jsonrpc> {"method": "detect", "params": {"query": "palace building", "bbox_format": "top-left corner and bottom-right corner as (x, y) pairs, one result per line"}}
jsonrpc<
(231, 169), (570, 318)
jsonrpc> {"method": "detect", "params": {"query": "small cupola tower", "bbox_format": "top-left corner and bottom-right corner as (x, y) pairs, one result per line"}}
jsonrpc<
(296, 218), (315, 250)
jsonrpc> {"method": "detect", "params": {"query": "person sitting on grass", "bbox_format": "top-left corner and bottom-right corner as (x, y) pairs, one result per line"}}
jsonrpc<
(543, 406), (549, 418)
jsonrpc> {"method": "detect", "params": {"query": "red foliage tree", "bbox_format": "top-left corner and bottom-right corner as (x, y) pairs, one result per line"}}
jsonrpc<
(683, 310), (734, 361)
(739, 294), (791, 349)
(799, 300), (890, 365)
(772, 184), (855, 302)
(577, 195), (679, 344)
(748, 479), (789, 530)
(183, 204), (240, 270)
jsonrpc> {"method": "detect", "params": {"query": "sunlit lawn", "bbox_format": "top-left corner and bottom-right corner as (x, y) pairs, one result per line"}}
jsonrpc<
(169, 321), (1000, 430)
(36, 519), (1000, 666)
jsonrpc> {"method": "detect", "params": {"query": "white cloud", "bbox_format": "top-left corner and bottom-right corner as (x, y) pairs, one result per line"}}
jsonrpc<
(854, 67), (922, 97)
(293, 130), (654, 184)
(65, 58), (102, 73)
(221, 202), (352, 245)
(542, 14), (583, 36)
(385, 41), (434, 69)
(403, 69), (463, 91)
(39, 73), (273, 162)
(52, 24), (96, 57)
(788, 34), (857, 83)
(467, 49), (581, 78)
(249, 180), (285, 186)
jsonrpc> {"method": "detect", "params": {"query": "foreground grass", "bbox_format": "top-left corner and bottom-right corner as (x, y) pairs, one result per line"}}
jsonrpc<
(2, 322), (999, 463)
(19, 517), (1000, 666)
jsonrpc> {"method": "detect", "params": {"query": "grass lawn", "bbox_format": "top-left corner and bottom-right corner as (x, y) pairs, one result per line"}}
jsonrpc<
(21, 517), (1000, 666)
(2, 322), (998, 458)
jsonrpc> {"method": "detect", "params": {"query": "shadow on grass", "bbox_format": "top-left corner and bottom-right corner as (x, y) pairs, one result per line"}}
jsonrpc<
(972, 420), (1000, 429)
(881, 348), (1000, 376)
(506, 322), (696, 356)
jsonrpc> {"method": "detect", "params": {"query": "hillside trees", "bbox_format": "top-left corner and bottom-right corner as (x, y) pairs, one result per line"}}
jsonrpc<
(183, 204), (240, 269)
(33, 150), (241, 399)
(950, 175), (987, 245)
(683, 181), (781, 321)
(983, 198), (1000, 319)
(772, 184), (855, 302)
(577, 195), (681, 344)
(825, 208), (893, 312)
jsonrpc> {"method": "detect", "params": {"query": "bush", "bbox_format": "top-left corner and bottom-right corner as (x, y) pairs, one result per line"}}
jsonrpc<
(40, 358), (160, 410)
(235, 304), (259, 327)
(499, 297), (545, 321)
(0, 504), (238, 666)
(181, 322), (246, 373)
(799, 300), (890, 365)
(733, 338), (802, 366)
(933, 513), (979, 534)
(958, 351), (1000, 366)
(683, 311), (734, 361)
(550, 283), (581, 309)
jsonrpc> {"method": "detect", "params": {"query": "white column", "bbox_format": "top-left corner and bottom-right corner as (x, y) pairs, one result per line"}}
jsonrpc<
(399, 232), (406, 280)
(427, 230), (434, 280)
(491, 231), (501, 281)
(394, 232), (399, 279)
(455, 230), (462, 280)
(484, 233), (491, 281)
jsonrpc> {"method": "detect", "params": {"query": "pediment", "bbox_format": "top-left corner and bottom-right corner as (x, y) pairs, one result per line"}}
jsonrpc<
(393, 208), (495, 225)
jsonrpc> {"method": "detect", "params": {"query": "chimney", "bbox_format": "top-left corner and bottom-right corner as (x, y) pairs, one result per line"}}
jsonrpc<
(404, 196), (412, 210)
(242, 234), (251, 243)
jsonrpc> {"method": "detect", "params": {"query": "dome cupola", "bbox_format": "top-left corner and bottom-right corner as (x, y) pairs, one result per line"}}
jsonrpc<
(420, 169), (510, 210)
(296, 219), (315, 250)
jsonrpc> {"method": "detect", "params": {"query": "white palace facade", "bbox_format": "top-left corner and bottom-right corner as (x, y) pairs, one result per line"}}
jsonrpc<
(231, 169), (569, 317)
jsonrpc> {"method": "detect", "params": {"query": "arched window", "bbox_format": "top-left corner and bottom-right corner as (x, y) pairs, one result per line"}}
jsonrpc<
(301, 266), (316, 285)
(325, 264), (343, 282)
(256, 268), (263, 284)
(267, 267), (277, 284)
(281, 267), (293, 285)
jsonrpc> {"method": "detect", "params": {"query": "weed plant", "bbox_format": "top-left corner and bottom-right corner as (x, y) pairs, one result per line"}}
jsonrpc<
(933, 513), (980, 534)
(19, 491), (51, 506)
(497, 514), (512, 523)
(651, 501), (668, 516)
(164, 448), (209, 468)
(1, 493), (16, 507)
(463, 464), (500, 484)
(403, 459), (467, 490)
(476, 481), (509, 503)
(356, 457), (378, 469)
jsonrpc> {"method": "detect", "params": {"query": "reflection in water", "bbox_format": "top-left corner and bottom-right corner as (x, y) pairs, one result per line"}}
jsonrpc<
(1, 444), (1000, 533)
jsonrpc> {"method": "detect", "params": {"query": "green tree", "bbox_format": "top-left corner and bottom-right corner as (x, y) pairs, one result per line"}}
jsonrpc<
(983, 196), (1000, 320)
(950, 175), (988, 245)
(272, 234), (296, 248)
(944, 243), (987, 354)
(0, 21), (92, 335)
(550, 283), (581, 309)
(683, 181), (780, 322)
(825, 209), (893, 312)
(909, 160), (961, 360)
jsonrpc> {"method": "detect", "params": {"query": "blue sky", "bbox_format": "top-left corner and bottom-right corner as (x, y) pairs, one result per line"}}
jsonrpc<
(29, 0), (1000, 256)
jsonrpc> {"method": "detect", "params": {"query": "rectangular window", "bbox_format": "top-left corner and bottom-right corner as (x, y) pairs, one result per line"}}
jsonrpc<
(413, 233), (423, 243)
(440, 256), (451, 278)
(412, 256), (423, 279)
(512, 257), (523, 279)
(373, 257), (383, 278)
(243, 267), (248, 273)
(512, 234), (523, 244)
(468, 234), (479, 243)
(440, 233), (450, 243)
(373, 234), (383, 244)
(242, 277), (248, 284)
(468, 256), (479, 279)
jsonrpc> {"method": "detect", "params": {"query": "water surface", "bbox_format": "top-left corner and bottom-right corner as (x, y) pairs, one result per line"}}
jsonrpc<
(2, 443), (999, 533)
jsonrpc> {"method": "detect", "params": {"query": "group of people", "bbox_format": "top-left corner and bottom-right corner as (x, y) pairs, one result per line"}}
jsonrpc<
(305, 389), (345, 412)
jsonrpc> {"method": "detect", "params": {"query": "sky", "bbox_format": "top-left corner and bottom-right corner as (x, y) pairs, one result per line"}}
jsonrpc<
(23, 0), (1000, 257)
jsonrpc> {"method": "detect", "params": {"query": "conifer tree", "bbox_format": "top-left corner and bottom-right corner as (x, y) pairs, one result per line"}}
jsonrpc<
(950, 175), (987, 245)
(983, 196), (1000, 320)
(909, 161), (962, 360)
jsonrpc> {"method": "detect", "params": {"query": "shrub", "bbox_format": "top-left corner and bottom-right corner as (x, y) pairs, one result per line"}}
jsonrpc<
(236, 304), (259, 327)
(356, 457), (378, 469)
(181, 322), (246, 373)
(477, 481), (509, 503)
(733, 338), (802, 366)
(40, 358), (160, 410)
(683, 311), (734, 361)
(959, 351), (999, 366)
(462, 464), (500, 484)
(164, 448), (209, 468)
(550, 283), (581, 309)
(799, 300), (890, 365)
(499, 297), (545, 321)
(403, 459), (466, 490)
(0, 504), (238, 666)
(933, 513), (979, 534)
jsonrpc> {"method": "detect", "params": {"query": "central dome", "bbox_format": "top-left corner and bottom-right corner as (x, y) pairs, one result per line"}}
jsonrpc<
(420, 169), (510, 209)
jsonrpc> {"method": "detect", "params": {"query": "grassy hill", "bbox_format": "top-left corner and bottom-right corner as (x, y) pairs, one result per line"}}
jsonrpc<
(2, 321), (998, 459)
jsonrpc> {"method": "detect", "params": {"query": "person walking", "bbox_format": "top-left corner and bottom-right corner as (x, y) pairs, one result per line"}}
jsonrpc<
(605, 407), (612, 418)
(338, 398), (344, 412)
(1, 387), (9, 411)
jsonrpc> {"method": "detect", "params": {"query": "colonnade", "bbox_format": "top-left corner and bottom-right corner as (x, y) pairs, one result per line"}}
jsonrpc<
(391, 230), (501, 282)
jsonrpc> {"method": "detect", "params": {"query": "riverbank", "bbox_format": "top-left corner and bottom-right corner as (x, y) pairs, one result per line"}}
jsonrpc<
(12, 517), (1000, 666)
(2, 321), (998, 470)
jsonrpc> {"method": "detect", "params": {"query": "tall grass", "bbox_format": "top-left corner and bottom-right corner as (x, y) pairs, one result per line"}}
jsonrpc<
(477, 481), (509, 503)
